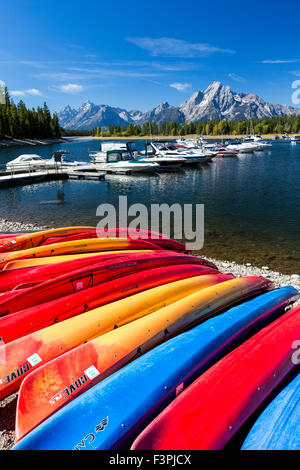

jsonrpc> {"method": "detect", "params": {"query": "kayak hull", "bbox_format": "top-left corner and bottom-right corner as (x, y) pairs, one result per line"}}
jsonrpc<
(131, 305), (300, 450)
(0, 273), (228, 399)
(0, 252), (216, 313)
(241, 370), (300, 450)
(0, 264), (219, 342)
(12, 277), (282, 450)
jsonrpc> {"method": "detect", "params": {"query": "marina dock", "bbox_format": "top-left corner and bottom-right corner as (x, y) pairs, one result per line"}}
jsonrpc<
(0, 166), (106, 188)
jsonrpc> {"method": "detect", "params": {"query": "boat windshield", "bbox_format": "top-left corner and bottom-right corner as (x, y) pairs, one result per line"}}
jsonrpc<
(107, 151), (133, 163)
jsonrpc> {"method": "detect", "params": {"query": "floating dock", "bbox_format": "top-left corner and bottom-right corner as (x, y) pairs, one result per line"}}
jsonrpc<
(0, 167), (105, 188)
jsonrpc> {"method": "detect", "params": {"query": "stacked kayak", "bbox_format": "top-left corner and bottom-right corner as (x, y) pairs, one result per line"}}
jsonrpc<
(13, 286), (298, 449)
(131, 303), (300, 450)
(241, 368), (300, 450)
(0, 226), (298, 451)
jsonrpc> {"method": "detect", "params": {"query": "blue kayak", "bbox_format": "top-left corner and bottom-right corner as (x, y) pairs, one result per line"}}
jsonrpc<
(241, 372), (300, 450)
(13, 286), (298, 450)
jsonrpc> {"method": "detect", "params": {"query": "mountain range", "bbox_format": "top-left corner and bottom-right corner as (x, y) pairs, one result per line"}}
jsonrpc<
(57, 81), (300, 130)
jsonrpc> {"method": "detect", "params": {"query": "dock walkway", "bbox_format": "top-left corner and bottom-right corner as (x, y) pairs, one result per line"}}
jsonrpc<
(0, 166), (105, 188)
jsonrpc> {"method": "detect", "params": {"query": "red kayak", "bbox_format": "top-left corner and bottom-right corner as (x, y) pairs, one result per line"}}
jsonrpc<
(0, 264), (221, 343)
(41, 229), (187, 252)
(0, 233), (26, 239)
(0, 250), (214, 294)
(131, 305), (300, 450)
(0, 252), (217, 315)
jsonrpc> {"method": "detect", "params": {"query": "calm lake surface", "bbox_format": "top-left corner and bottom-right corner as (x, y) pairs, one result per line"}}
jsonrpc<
(0, 138), (299, 273)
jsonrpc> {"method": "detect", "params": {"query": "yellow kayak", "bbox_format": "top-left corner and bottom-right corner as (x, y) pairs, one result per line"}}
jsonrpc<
(0, 273), (229, 399)
(0, 238), (162, 270)
(16, 275), (272, 441)
(3, 250), (152, 270)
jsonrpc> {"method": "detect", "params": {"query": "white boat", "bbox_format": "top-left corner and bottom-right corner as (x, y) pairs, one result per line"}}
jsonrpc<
(89, 142), (128, 160)
(226, 142), (255, 153)
(91, 147), (159, 174)
(291, 135), (300, 144)
(6, 151), (85, 171)
(150, 141), (210, 164)
(140, 142), (186, 169)
(242, 136), (272, 150)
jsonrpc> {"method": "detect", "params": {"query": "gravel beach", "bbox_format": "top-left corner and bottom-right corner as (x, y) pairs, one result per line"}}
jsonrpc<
(0, 217), (299, 450)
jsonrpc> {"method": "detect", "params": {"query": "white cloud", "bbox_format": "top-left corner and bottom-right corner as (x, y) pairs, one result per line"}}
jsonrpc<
(169, 82), (192, 91)
(58, 83), (83, 93)
(126, 37), (235, 57)
(259, 59), (300, 64)
(228, 73), (245, 82)
(10, 90), (26, 97)
(26, 88), (43, 96)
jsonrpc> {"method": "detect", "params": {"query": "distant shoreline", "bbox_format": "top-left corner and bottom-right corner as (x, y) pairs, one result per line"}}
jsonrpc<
(70, 133), (281, 141)
(0, 137), (72, 149)
(0, 134), (284, 147)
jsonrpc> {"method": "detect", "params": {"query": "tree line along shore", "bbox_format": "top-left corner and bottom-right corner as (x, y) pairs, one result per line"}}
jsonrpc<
(1, 88), (300, 142)
(88, 114), (300, 138)
(0, 90), (61, 141)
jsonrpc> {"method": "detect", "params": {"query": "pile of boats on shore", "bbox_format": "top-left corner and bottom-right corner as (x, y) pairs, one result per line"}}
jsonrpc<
(0, 226), (298, 450)
(5, 135), (273, 175)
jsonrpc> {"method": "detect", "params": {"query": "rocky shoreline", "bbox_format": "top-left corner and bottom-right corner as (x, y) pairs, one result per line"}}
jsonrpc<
(0, 218), (299, 450)
(0, 218), (299, 294)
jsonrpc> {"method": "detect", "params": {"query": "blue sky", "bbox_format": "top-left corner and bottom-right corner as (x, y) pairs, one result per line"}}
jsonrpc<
(1, 0), (300, 113)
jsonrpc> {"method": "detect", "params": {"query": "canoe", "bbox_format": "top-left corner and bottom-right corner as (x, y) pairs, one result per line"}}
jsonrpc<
(2, 250), (152, 270)
(0, 252), (213, 308)
(0, 264), (220, 343)
(41, 229), (187, 252)
(0, 227), (187, 253)
(15, 271), (241, 441)
(0, 251), (162, 291)
(241, 370), (300, 450)
(0, 273), (228, 399)
(0, 227), (95, 252)
(15, 282), (295, 451)
(0, 233), (26, 239)
(0, 251), (212, 293)
(0, 238), (164, 270)
(131, 304), (300, 450)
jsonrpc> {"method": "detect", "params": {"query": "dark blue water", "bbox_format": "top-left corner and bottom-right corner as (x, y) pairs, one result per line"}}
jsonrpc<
(0, 138), (299, 273)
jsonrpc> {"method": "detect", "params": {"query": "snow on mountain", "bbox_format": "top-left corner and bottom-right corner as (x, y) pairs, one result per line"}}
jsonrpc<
(57, 82), (300, 129)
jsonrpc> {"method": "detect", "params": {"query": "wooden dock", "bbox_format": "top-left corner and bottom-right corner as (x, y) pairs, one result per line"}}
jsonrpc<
(0, 167), (105, 188)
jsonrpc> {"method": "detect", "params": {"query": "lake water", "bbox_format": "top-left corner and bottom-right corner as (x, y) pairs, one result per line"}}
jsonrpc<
(0, 138), (299, 274)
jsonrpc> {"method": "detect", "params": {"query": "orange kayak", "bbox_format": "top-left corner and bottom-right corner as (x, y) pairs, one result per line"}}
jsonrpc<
(15, 275), (272, 441)
(0, 227), (95, 253)
(0, 273), (227, 399)
(0, 238), (162, 270)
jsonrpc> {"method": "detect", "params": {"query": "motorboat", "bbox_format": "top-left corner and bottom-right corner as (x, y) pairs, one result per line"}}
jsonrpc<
(138, 142), (186, 169)
(242, 136), (272, 150)
(91, 146), (159, 174)
(149, 141), (210, 164)
(291, 135), (300, 144)
(209, 144), (238, 157)
(6, 151), (85, 171)
(89, 142), (127, 160)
